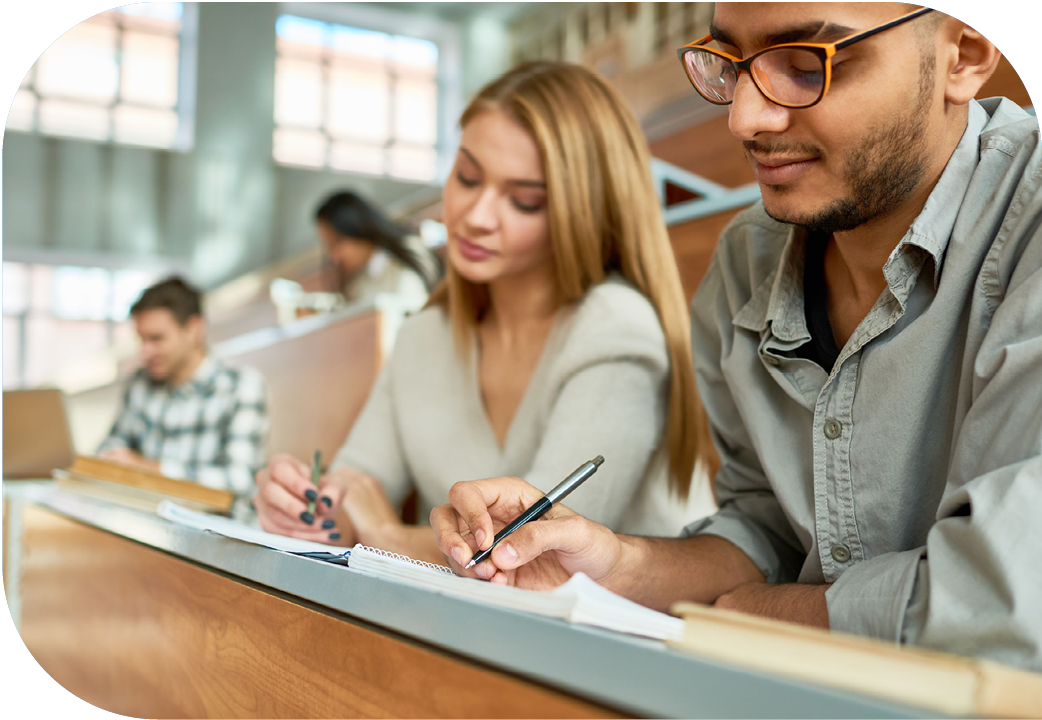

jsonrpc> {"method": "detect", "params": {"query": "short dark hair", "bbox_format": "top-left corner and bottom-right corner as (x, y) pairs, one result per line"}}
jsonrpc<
(130, 276), (202, 325)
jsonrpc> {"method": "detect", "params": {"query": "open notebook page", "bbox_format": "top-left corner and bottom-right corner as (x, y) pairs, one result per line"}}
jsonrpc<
(348, 545), (684, 641)
(157, 500), (350, 557)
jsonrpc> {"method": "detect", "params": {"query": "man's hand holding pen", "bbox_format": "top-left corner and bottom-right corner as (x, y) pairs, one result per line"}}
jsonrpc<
(431, 475), (628, 593)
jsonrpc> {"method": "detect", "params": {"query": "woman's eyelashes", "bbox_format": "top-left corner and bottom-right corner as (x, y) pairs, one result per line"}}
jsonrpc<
(511, 197), (544, 214)
(456, 167), (544, 214)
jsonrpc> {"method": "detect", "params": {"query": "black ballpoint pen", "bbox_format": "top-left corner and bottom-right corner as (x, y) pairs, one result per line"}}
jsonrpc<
(464, 455), (604, 570)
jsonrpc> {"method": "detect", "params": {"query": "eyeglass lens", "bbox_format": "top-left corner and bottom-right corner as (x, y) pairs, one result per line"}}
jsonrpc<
(685, 46), (827, 107)
(684, 51), (738, 104)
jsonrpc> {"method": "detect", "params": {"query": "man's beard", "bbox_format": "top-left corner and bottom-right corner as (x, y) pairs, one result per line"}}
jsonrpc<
(755, 55), (936, 235)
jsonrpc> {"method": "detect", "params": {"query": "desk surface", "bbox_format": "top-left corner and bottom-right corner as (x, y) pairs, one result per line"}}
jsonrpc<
(7, 483), (928, 719)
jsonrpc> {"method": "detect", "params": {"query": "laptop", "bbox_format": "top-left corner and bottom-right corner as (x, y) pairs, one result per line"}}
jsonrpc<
(3, 388), (76, 479)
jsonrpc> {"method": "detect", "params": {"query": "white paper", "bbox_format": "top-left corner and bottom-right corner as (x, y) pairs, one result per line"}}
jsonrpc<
(157, 500), (350, 557)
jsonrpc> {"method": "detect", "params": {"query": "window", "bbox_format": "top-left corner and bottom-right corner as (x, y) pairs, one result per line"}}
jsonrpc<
(6, 3), (185, 149)
(2, 262), (158, 389)
(272, 15), (439, 183)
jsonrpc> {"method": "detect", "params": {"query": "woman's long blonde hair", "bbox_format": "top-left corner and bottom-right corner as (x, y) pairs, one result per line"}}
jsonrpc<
(429, 61), (704, 498)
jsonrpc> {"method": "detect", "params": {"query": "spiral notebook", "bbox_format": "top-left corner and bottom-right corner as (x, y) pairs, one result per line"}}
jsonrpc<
(349, 545), (685, 641)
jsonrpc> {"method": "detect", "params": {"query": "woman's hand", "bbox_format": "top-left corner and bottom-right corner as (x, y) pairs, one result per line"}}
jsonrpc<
(254, 454), (350, 544)
(430, 477), (625, 591)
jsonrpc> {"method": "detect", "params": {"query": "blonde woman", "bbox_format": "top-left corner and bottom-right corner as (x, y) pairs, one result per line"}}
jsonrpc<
(253, 61), (708, 563)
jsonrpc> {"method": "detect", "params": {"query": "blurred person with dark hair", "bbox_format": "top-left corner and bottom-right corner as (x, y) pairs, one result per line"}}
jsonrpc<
(315, 190), (443, 310)
(98, 276), (268, 497)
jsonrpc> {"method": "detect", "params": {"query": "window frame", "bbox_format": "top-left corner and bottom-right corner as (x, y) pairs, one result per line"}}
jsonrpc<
(272, 1), (461, 184)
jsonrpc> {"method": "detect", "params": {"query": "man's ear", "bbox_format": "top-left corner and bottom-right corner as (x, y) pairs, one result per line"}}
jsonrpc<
(941, 20), (1002, 106)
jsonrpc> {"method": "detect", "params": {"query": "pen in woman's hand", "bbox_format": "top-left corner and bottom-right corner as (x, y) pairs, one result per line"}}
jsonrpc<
(306, 449), (322, 516)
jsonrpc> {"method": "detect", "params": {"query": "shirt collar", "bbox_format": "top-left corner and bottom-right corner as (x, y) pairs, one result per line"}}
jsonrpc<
(183, 355), (220, 393)
(732, 99), (992, 334)
(890, 98), (990, 288)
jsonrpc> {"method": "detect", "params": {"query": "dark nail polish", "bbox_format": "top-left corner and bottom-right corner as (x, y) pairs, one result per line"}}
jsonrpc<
(321, 519), (335, 530)
(304, 489), (318, 501)
(320, 496), (333, 508)
(329, 533), (341, 541)
(299, 512), (315, 525)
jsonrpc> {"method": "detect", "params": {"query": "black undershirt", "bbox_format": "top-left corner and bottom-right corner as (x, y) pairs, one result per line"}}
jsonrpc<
(795, 236), (841, 373)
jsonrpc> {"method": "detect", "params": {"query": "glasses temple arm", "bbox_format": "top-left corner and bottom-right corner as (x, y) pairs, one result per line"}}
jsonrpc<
(835, 7), (934, 50)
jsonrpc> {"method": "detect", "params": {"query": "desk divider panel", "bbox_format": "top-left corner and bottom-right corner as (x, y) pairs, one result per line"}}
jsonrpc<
(222, 310), (382, 463)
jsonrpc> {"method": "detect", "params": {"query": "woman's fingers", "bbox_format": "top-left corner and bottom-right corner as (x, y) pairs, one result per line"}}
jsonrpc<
(260, 475), (315, 525)
(314, 471), (348, 517)
(269, 454), (317, 501)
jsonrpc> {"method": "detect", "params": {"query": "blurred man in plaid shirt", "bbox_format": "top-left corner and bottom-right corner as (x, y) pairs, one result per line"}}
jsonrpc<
(99, 276), (268, 498)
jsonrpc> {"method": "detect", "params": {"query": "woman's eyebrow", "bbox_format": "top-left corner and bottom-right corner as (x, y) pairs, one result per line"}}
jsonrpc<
(458, 147), (545, 189)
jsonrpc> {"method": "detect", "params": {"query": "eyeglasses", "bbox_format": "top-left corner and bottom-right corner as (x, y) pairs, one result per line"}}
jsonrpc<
(676, 7), (934, 109)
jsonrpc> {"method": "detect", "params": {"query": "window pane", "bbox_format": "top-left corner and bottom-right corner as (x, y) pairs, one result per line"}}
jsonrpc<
(52, 266), (111, 321)
(274, 57), (323, 128)
(3, 316), (22, 389)
(276, 15), (327, 45)
(121, 31), (179, 107)
(328, 62), (388, 141)
(112, 104), (178, 147)
(273, 127), (326, 167)
(29, 265), (53, 314)
(35, 23), (119, 102)
(391, 35), (437, 75)
(394, 78), (437, 144)
(3, 263), (30, 315)
(24, 317), (109, 388)
(388, 145), (436, 183)
(330, 142), (385, 176)
(38, 99), (110, 140)
(110, 269), (155, 320)
(118, 2), (182, 34)
(6, 90), (37, 131)
(331, 25), (389, 60)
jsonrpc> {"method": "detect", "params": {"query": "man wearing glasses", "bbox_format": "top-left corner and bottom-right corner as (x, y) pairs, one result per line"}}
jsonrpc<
(433, 4), (1041, 667)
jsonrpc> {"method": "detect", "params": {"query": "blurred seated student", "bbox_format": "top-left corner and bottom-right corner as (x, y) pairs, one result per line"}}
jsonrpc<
(253, 61), (711, 562)
(315, 190), (443, 312)
(99, 277), (268, 498)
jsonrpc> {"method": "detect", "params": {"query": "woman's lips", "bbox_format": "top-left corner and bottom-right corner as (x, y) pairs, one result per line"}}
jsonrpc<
(456, 236), (496, 261)
(752, 156), (819, 186)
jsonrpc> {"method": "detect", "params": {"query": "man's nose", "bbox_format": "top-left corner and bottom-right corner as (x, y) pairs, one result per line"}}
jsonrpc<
(727, 72), (792, 142)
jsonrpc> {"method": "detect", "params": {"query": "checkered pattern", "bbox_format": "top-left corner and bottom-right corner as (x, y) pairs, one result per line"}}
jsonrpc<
(98, 357), (268, 496)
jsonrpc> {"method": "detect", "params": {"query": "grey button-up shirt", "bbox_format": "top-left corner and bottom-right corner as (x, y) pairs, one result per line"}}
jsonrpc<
(685, 98), (1042, 670)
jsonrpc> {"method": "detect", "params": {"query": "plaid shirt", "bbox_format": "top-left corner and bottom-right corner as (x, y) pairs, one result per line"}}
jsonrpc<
(98, 356), (268, 496)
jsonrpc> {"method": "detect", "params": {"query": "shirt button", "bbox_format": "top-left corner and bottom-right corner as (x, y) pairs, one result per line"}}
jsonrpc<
(823, 418), (842, 439)
(831, 544), (851, 563)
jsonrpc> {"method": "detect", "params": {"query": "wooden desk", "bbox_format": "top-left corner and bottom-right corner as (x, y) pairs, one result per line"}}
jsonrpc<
(5, 488), (923, 719)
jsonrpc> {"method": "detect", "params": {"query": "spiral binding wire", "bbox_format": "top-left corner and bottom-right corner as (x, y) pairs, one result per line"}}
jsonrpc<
(356, 544), (457, 575)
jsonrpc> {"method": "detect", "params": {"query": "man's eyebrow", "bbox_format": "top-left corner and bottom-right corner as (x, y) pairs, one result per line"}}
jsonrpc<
(709, 21), (855, 53)
(458, 147), (546, 189)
